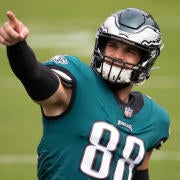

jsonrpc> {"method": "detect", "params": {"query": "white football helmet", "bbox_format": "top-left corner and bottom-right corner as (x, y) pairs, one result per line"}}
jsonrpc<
(91, 8), (163, 87)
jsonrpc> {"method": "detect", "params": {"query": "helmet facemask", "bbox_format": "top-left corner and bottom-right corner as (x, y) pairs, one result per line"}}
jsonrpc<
(92, 35), (149, 86)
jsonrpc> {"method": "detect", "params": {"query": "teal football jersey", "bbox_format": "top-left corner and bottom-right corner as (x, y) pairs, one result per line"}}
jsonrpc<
(37, 55), (170, 180)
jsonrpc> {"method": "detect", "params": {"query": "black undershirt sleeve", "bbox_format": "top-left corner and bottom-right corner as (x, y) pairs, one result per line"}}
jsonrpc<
(133, 169), (149, 180)
(6, 40), (59, 101)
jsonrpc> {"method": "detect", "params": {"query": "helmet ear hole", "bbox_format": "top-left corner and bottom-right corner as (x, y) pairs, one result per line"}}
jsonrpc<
(138, 51), (149, 65)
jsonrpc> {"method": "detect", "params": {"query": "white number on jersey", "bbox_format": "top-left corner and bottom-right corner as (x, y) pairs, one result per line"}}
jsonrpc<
(80, 121), (145, 179)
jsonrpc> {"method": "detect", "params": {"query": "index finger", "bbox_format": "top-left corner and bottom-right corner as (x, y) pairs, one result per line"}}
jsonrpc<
(6, 11), (17, 24)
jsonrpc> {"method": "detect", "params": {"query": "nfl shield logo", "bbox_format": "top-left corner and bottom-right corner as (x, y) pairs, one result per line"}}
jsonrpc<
(124, 107), (133, 118)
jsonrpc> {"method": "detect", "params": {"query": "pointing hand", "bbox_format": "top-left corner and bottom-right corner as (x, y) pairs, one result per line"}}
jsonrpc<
(0, 11), (29, 46)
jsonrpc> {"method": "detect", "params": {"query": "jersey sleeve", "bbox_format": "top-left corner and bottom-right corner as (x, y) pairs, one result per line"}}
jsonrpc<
(145, 95), (170, 150)
(154, 105), (170, 149)
(43, 55), (88, 87)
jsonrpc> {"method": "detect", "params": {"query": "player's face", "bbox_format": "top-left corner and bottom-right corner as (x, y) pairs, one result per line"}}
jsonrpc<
(104, 39), (142, 69)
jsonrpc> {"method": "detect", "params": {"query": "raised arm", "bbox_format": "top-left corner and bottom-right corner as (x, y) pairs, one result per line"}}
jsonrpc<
(0, 11), (72, 117)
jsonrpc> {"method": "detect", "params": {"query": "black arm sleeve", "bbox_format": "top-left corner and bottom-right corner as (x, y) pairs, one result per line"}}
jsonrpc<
(6, 40), (59, 101)
(133, 169), (149, 180)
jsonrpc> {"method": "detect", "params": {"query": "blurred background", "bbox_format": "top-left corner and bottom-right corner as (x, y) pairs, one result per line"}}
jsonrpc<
(0, 0), (179, 179)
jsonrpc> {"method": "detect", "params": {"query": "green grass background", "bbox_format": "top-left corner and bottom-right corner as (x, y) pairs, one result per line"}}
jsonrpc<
(0, 0), (179, 179)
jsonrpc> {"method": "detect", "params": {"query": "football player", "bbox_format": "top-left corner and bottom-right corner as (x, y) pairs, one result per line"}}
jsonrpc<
(0, 8), (170, 180)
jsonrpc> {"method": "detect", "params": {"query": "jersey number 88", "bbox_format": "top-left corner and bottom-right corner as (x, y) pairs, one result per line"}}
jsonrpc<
(80, 121), (145, 179)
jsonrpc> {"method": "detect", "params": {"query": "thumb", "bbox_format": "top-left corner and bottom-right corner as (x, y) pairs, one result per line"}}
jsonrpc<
(19, 26), (29, 39)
